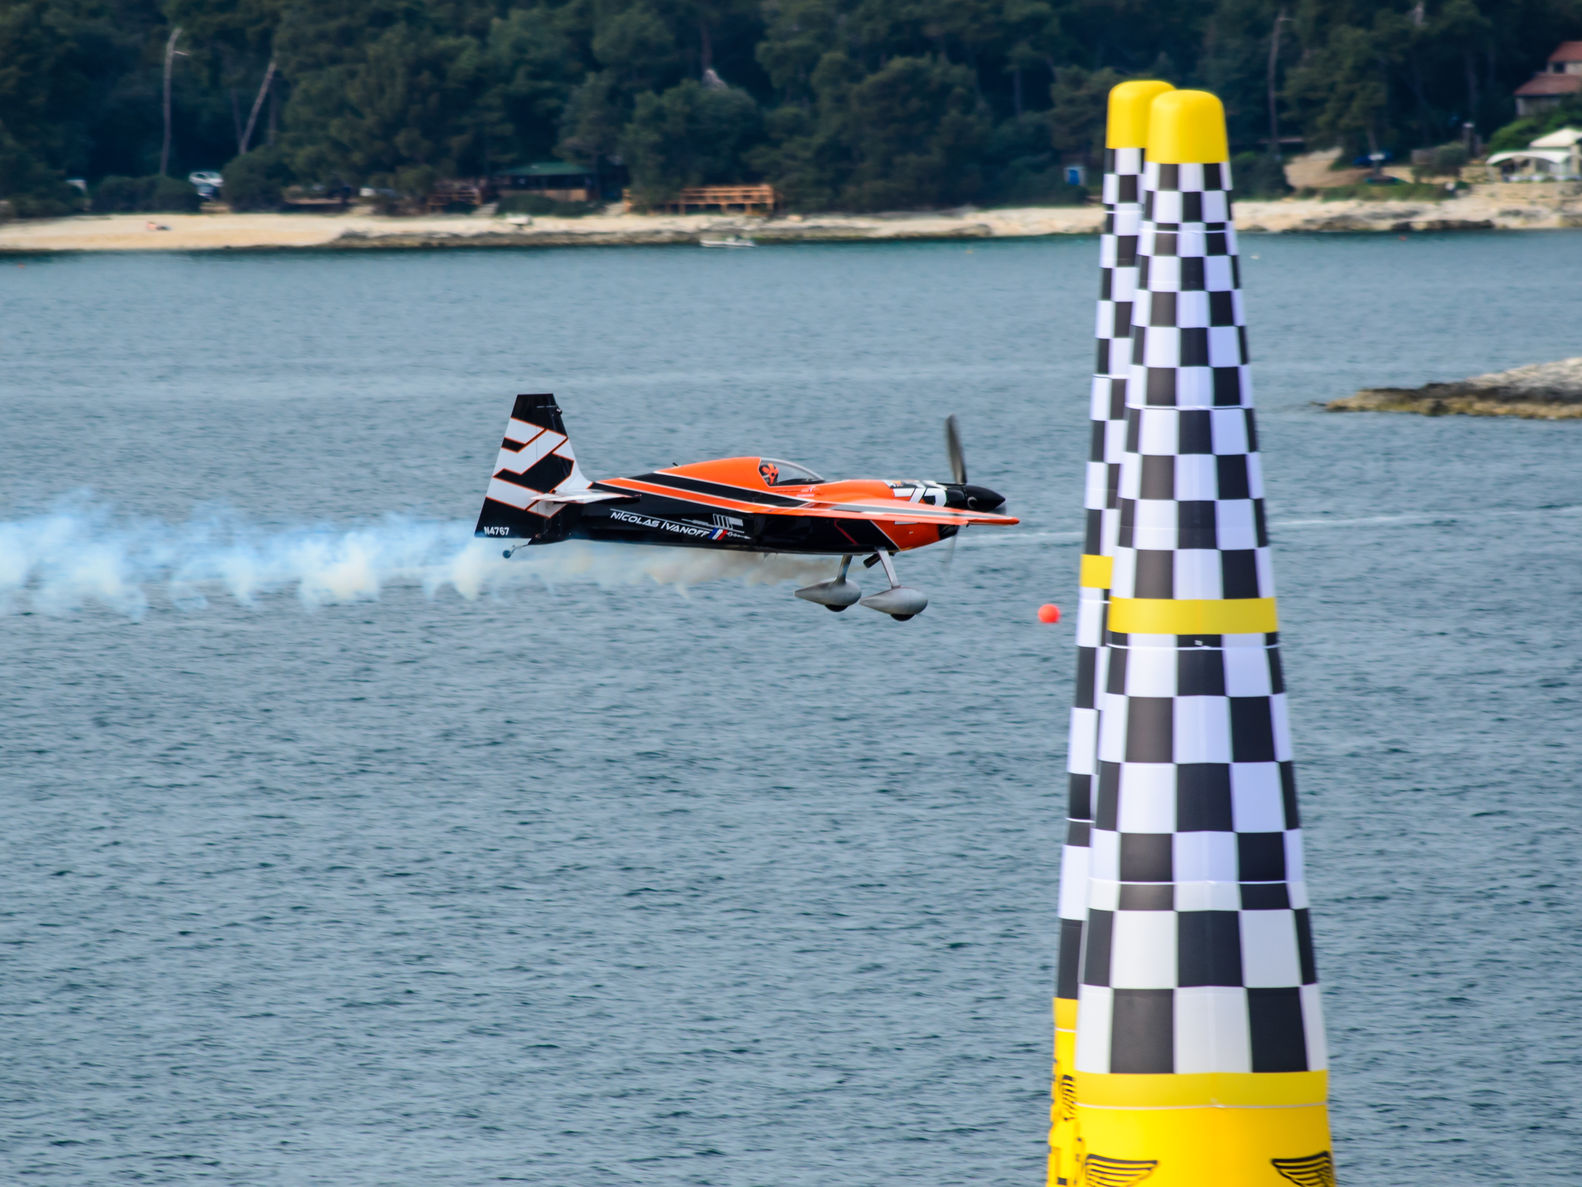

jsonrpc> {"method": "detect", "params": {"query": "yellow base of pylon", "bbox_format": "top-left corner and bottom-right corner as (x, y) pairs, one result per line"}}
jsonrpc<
(1072, 1072), (1334, 1186)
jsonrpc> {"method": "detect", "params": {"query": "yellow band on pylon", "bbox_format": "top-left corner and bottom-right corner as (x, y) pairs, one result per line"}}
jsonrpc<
(1075, 1070), (1327, 1110)
(1074, 1072), (1332, 1187)
(1146, 89), (1230, 164)
(1079, 554), (1114, 589)
(1073, 1100), (1334, 1187)
(1106, 80), (1176, 148)
(1108, 597), (1278, 634)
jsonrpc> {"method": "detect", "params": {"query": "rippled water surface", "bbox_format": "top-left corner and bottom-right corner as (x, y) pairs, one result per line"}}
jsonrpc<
(2, 233), (1580, 1184)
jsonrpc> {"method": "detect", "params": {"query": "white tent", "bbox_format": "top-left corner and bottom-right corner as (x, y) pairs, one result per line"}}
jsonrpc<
(1485, 148), (1574, 177)
(1529, 126), (1582, 149)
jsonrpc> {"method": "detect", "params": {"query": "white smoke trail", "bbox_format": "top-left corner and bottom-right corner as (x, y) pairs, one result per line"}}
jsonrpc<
(0, 501), (837, 620)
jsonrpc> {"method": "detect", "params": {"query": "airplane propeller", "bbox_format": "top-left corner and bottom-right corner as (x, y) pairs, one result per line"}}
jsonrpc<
(940, 414), (1008, 573)
(944, 416), (963, 573)
(945, 414), (968, 485)
(942, 415), (1005, 512)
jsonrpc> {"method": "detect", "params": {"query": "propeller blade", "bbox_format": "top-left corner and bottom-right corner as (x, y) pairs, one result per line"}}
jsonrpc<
(945, 414), (967, 485)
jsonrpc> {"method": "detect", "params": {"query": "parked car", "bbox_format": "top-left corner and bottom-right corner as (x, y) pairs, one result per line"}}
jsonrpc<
(187, 171), (223, 199)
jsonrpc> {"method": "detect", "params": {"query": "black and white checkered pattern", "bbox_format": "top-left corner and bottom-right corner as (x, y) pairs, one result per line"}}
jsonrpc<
(1088, 145), (1148, 560)
(1115, 159), (1272, 605)
(1073, 155), (1328, 1078)
(1059, 145), (1149, 1004)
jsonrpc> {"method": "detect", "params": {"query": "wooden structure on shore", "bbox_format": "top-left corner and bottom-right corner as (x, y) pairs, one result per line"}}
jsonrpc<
(427, 179), (491, 211)
(426, 163), (611, 212)
(494, 162), (603, 203)
(628, 184), (780, 214)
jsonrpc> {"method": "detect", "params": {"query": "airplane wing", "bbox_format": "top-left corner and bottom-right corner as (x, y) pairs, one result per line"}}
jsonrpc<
(798, 500), (1018, 527)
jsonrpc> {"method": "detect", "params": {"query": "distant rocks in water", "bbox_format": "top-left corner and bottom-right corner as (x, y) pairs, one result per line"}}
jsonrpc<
(1328, 357), (1582, 420)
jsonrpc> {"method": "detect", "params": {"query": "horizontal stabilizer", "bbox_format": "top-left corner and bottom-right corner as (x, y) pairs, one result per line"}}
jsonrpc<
(524, 488), (634, 505)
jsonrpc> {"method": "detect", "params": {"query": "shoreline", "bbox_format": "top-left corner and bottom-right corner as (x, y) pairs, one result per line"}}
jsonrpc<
(2, 192), (1580, 254)
(1327, 357), (1582, 420)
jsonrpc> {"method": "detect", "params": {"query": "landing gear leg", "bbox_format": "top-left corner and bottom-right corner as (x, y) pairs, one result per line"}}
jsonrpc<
(824, 555), (855, 611)
(875, 550), (899, 589)
(794, 554), (862, 611)
(859, 551), (928, 620)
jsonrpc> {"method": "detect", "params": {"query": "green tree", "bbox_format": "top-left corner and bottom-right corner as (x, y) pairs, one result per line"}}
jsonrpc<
(288, 25), (483, 192)
(620, 77), (762, 202)
(558, 70), (631, 167)
(9, 0), (1582, 219)
(1001, 0), (1070, 116)
(0, 121), (81, 215)
(749, 48), (860, 209)
(593, 2), (683, 91)
(1286, 19), (1397, 155)
(91, 172), (201, 212)
(163, 0), (284, 156)
(840, 56), (991, 210)
(0, 0), (151, 202)
(1047, 66), (1124, 159)
(1230, 150), (1289, 197)
(1487, 95), (1582, 152)
(480, 8), (580, 168)
(221, 141), (293, 207)
(1195, 0), (1298, 153)
(754, 0), (841, 102)
(981, 108), (1090, 204)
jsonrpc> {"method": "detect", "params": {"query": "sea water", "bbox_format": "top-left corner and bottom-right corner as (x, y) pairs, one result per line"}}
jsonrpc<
(1, 233), (1579, 1184)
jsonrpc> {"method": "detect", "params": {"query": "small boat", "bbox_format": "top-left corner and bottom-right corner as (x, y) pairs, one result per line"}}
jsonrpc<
(699, 235), (755, 249)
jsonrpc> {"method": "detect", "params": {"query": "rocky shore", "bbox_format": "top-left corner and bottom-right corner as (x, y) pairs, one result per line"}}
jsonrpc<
(2, 188), (1581, 255)
(1327, 358), (1582, 420)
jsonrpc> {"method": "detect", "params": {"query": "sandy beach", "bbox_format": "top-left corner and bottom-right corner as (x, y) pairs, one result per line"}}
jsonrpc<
(2, 190), (1579, 254)
(0, 206), (1095, 253)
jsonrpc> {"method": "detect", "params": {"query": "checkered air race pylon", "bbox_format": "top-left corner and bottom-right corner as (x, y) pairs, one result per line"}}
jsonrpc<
(1069, 90), (1337, 1187)
(1049, 78), (1172, 1187)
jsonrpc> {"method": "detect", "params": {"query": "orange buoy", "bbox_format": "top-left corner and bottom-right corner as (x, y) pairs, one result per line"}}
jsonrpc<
(1038, 603), (1061, 624)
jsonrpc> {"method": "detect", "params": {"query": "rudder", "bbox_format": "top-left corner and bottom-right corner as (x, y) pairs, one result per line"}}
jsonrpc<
(475, 393), (591, 542)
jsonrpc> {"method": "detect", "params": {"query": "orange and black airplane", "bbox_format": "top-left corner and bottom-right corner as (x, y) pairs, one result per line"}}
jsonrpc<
(474, 393), (1018, 619)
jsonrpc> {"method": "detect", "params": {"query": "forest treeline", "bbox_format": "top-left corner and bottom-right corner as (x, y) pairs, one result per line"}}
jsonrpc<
(2, 0), (1581, 215)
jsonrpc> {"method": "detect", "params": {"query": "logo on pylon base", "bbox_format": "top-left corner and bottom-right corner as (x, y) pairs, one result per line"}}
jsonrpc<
(1272, 1151), (1337, 1187)
(1082, 1155), (1157, 1186)
(1057, 1074), (1077, 1121)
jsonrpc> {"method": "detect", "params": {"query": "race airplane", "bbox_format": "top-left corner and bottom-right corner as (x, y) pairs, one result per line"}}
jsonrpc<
(474, 393), (1018, 619)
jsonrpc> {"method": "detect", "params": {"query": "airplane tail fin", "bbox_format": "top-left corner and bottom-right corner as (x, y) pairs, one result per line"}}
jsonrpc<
(474, 393), (591, 543)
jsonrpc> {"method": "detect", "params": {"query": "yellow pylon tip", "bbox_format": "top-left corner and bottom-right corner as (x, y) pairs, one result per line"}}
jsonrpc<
(1105, 80), (1175, 149)
(1145, 89), (1229, 164)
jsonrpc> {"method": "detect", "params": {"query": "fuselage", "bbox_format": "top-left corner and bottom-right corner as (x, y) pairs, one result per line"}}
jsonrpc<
(553, 456), (1009, 555)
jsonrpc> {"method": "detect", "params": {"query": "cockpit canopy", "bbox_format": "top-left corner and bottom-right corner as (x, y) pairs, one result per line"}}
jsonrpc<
(757, 458), (824, 486)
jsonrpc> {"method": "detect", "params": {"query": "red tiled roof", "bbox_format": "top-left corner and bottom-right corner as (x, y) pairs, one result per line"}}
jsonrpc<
(1549, 41), (1582, 63)
(1516, 73), (1582, 97)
